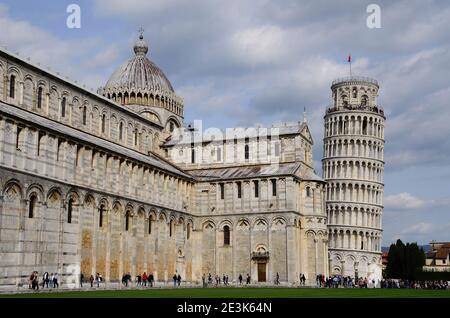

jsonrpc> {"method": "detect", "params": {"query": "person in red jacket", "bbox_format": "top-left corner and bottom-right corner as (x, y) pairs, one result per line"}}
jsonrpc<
(142, 272), (148, 287)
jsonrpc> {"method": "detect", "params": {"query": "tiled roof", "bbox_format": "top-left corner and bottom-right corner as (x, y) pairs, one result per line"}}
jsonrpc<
(187, 162), (323, 182)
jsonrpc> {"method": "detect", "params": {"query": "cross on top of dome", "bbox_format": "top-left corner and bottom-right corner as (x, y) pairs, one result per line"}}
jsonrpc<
(134, 27), (148, 56)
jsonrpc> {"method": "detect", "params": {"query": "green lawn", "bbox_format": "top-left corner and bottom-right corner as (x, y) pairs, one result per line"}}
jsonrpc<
(1, 287), (449, 298)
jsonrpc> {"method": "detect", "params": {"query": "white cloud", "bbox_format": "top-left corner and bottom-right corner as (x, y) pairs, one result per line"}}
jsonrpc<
(229, 25), (287, 66)
(384, 192), (426, 210)
(400, 222), (433, 235)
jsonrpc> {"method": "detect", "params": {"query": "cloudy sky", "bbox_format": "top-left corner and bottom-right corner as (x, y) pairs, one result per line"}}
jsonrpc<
(1, 0), (449, 246)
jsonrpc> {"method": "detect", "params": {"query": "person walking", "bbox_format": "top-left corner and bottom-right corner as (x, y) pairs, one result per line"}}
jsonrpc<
(177, 274), (181, 287)
(276, 272), (280, 285)
(42, 272), (49, 288)
(80, 272), (84, 288)
(173, 273), (177, 287)
(53, 273), (59, 288)
(202, 274), (206, 288)
(90, 275), (94, 288)
(29, 272), (34, 289)
(149, 273), (154, 287)
(239, 274), (243, 285)
(142, 272), (148, 287)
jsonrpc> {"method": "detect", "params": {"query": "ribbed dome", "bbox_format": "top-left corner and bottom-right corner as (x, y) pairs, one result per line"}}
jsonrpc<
(104, 34), (174, 93)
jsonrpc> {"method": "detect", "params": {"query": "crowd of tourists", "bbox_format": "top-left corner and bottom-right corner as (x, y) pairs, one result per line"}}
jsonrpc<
(316, 274), (378, 288)
(28, 271), (60, 290)
(381, 279), (449, 289)
(120, 272), (157, 287)
(202, 273), (233, 287)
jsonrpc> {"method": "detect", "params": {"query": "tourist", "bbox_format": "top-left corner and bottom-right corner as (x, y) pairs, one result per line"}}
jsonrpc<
(42, 272), (49, 288)
(173, 273), (177, 287)
(239, 274), (243, 285)
(149, 273), (154, 287)
(31, 271), (39, 290)
(80, 272), (84, 288)
(142, 272), (148, 287)
(28, 271), (34, 289)
(202, 274), (206, 288)
(53, 272), (59, 288)
(177, 274), (181, 287)
(276, 272), (280, 285)
(246, 274), (251, 284)
(136, 274), (142, 286)
(90, 275), (94, 287)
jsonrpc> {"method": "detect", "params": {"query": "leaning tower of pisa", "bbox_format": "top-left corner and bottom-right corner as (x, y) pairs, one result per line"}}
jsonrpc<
(323, 76), (385, 283)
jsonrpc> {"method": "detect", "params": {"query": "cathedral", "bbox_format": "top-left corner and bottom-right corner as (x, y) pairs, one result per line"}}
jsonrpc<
(0, 33), (383, 288)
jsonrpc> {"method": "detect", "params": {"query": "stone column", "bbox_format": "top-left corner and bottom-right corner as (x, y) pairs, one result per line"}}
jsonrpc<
(286, 223), (296, 283)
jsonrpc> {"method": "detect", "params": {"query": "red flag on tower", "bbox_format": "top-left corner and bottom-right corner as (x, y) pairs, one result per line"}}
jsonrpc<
(348, 54), (352, 76)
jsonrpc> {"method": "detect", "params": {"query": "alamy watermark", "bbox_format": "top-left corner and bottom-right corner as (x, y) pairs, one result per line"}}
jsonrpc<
(66, 4), (81, 29)
(367, 4), (381, 29)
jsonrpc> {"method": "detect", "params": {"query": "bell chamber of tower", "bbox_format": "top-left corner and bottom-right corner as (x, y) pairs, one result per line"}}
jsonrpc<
(323, 75), (386, 283)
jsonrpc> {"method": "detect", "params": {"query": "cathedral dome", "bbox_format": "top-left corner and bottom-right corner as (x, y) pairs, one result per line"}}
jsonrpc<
(103, 33), (174, 94)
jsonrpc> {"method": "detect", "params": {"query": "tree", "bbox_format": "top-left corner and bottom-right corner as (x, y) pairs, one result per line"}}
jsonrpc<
(385, 239), (425, 280)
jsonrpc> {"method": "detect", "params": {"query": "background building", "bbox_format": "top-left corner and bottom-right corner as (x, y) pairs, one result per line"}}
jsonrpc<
(424, 241), (450, 272)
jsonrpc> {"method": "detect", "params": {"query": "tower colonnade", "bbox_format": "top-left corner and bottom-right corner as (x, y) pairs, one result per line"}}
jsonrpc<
(323, 76), (385, 281)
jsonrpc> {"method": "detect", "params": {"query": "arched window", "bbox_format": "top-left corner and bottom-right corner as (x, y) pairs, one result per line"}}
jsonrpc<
(362, 118), (368, 135)
(67, 198), (73, 223)
(220, 183), (225, 200)
(119, 122), (123, 140)
(101, 114), (106, 133)
(134, 128), (138, 146)
(28, 194), (37, 218)
(169, 220), (173, 237)
(271, 179), (277, 196)
(148, 216), (152, 234)
(306, 186), (311, 197)
(125, 211), (130, 231)
(191, 144), (195, 163)
(187, 223), (191, 240)
(361, 95), (368, 106)
(9, 75), (15, 98)
(223, 225), (230, 246)
(342, 95), (348, 107)
(82, 106), (87, 125)
(99, 205), (105, 228)
(352, 87), (357, 98)
(170, 121), (174, 132)
(61, 97), (66, 118)
(37, 87), (43, 109)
